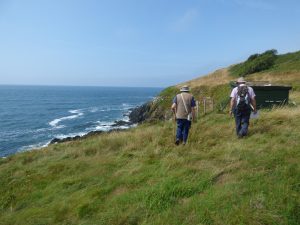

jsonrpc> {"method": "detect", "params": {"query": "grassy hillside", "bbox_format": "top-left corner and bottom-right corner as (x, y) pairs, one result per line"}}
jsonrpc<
(1, 51), (300, 225)
(1, 105), (299, 225)
(149, 51), (300, 120)
(229, 50), (300, 88)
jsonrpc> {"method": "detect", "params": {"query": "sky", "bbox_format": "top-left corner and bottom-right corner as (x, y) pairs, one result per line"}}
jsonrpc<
(0, 0), (300, 87)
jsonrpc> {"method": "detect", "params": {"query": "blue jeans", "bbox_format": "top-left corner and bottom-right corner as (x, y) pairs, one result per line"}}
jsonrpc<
(176, 119), (191, 143)
(234, 109), (251, 137)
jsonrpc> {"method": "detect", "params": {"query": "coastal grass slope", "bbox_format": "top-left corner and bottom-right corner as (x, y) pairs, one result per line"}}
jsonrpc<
(148, 50), (300, 120)
(1, 50), (300, 225)
(1, 105), (300, 225)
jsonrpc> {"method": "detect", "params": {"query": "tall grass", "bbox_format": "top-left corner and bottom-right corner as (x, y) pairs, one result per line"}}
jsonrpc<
(1, 50), (300, 225)
(1, 105), (299, 225)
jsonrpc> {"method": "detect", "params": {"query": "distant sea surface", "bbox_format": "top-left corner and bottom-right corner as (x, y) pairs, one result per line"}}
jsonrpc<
(0, 85), (162, 157)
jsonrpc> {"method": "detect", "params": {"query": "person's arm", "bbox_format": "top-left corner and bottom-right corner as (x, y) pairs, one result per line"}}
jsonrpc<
(229, 88), (236, 117)
(251, 97), (257, 113)
(171, 103), (176, 113)
(230, 97), (235, 116)
(171, 96), (177, 120)
(249, 88), (257, 113)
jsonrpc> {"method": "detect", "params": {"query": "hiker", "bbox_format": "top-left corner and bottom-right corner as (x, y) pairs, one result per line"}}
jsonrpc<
(230, 77), (257, 137)
(171, 85), (196, 145)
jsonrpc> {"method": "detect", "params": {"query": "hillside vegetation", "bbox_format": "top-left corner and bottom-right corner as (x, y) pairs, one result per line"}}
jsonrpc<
(145, 50), (300, 121)
(1, 51), (300, 225)
(230, 49), (278, 77)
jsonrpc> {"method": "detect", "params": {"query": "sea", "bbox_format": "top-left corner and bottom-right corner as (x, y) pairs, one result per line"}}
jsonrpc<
(0, 85), (162, 157)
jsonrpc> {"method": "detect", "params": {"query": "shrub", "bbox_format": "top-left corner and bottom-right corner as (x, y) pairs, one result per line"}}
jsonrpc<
(230, 49), (278, 77)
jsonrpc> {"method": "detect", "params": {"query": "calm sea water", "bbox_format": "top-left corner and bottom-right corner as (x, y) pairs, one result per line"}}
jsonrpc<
(0, 85), (162, 157)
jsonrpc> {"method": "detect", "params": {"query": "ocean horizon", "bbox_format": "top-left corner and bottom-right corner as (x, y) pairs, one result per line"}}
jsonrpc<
(0, 85), (162, 157)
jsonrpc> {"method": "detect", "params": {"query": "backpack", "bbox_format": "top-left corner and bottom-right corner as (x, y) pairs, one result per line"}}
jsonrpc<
(236, 85), (250, 111)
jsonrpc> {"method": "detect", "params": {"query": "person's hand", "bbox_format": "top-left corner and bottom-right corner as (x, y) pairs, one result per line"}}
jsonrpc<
(229, 110), (233, 117)
(253, 109), (257, 114)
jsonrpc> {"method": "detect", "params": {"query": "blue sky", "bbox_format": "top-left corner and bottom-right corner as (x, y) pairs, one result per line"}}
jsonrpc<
(0, 0), (299, 87)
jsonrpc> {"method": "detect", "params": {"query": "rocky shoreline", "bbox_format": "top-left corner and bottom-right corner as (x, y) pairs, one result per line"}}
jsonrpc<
(49, 103), (151, 145)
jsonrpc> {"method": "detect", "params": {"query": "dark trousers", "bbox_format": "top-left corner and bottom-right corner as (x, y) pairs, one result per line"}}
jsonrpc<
(234, 109), (251, 137)
(176, 119), (191, 143)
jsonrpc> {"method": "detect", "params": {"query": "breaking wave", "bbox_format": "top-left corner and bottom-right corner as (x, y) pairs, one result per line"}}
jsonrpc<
(49, 109), (84, 128)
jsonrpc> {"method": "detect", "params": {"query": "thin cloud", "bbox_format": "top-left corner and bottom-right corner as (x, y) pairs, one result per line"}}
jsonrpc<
(171, 8), (199, 32)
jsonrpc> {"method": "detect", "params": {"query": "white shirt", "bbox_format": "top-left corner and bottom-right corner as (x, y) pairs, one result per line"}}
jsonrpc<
(230, 85), (256, 100)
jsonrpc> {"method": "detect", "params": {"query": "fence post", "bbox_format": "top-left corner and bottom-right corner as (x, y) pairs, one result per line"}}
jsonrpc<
(196, 100), (199, 119)
(203, 97), (206, 115)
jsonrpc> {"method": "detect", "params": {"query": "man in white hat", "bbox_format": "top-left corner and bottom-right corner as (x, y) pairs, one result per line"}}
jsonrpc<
(171, 85), (196, 145)
(230, 77), (257, 137)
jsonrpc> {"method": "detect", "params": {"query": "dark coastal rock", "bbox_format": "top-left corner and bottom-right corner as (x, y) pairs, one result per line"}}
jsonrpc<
(83, 130), (103, 138)
(49, 128), (131, 145)
(49, 101), (155, 146)
(123, 110), (132, 117)
(49, 138), (61, 144)
(112, 120), (133, 127)
(129, 102), (152, 123)
(49, 122), (132, 145)
(50, 135), (81, 144)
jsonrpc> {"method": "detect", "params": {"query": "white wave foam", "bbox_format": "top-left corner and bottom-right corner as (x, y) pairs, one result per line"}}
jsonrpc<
(49, 109), (83, 128)
(69, 109), (82, 114)
(93, 126), (111, 132)
(99, 106), (124, 112)
(116, 125), (130, 129)
(85, 121), (114, 132)
(123, 116), (130, 122)
(35, 128), (49, 132)
(122, 103), (134, 110)
(97, 121), (115, 126)
(18, 140), (50, 153)
(89, 107), (98, 113)
(55, 132), (87, 139)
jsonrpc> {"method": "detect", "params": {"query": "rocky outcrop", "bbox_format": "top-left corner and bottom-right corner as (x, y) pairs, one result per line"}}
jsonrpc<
(128, 102), (152, 123)
(49, 121), (133, 145)
(128, 95), (174, 123)
(49, 136), (82, 144)
(49, 131), (104, 145)
(112, 120), (133, 127)
(50, 98), (166, 145)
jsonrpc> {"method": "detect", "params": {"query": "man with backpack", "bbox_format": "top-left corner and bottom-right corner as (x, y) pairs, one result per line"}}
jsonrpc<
(230, 77), (257, 138)
(171, 85), (196, 145)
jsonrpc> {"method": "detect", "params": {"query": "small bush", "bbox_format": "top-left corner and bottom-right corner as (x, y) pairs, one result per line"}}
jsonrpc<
(230, 49), (278, 77)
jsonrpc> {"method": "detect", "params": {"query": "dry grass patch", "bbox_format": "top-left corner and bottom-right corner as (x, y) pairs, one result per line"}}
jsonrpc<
(248, 71), (300, 83)
(177, 68), (230, 88)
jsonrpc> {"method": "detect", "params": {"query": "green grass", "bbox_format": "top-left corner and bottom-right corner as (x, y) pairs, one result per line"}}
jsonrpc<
(230, 50), (300, 78)
(271, 50), (300, 73)
(1, 50), (300, 224)
(1, 105), (300, 225)
(229, 50), (278, 77)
